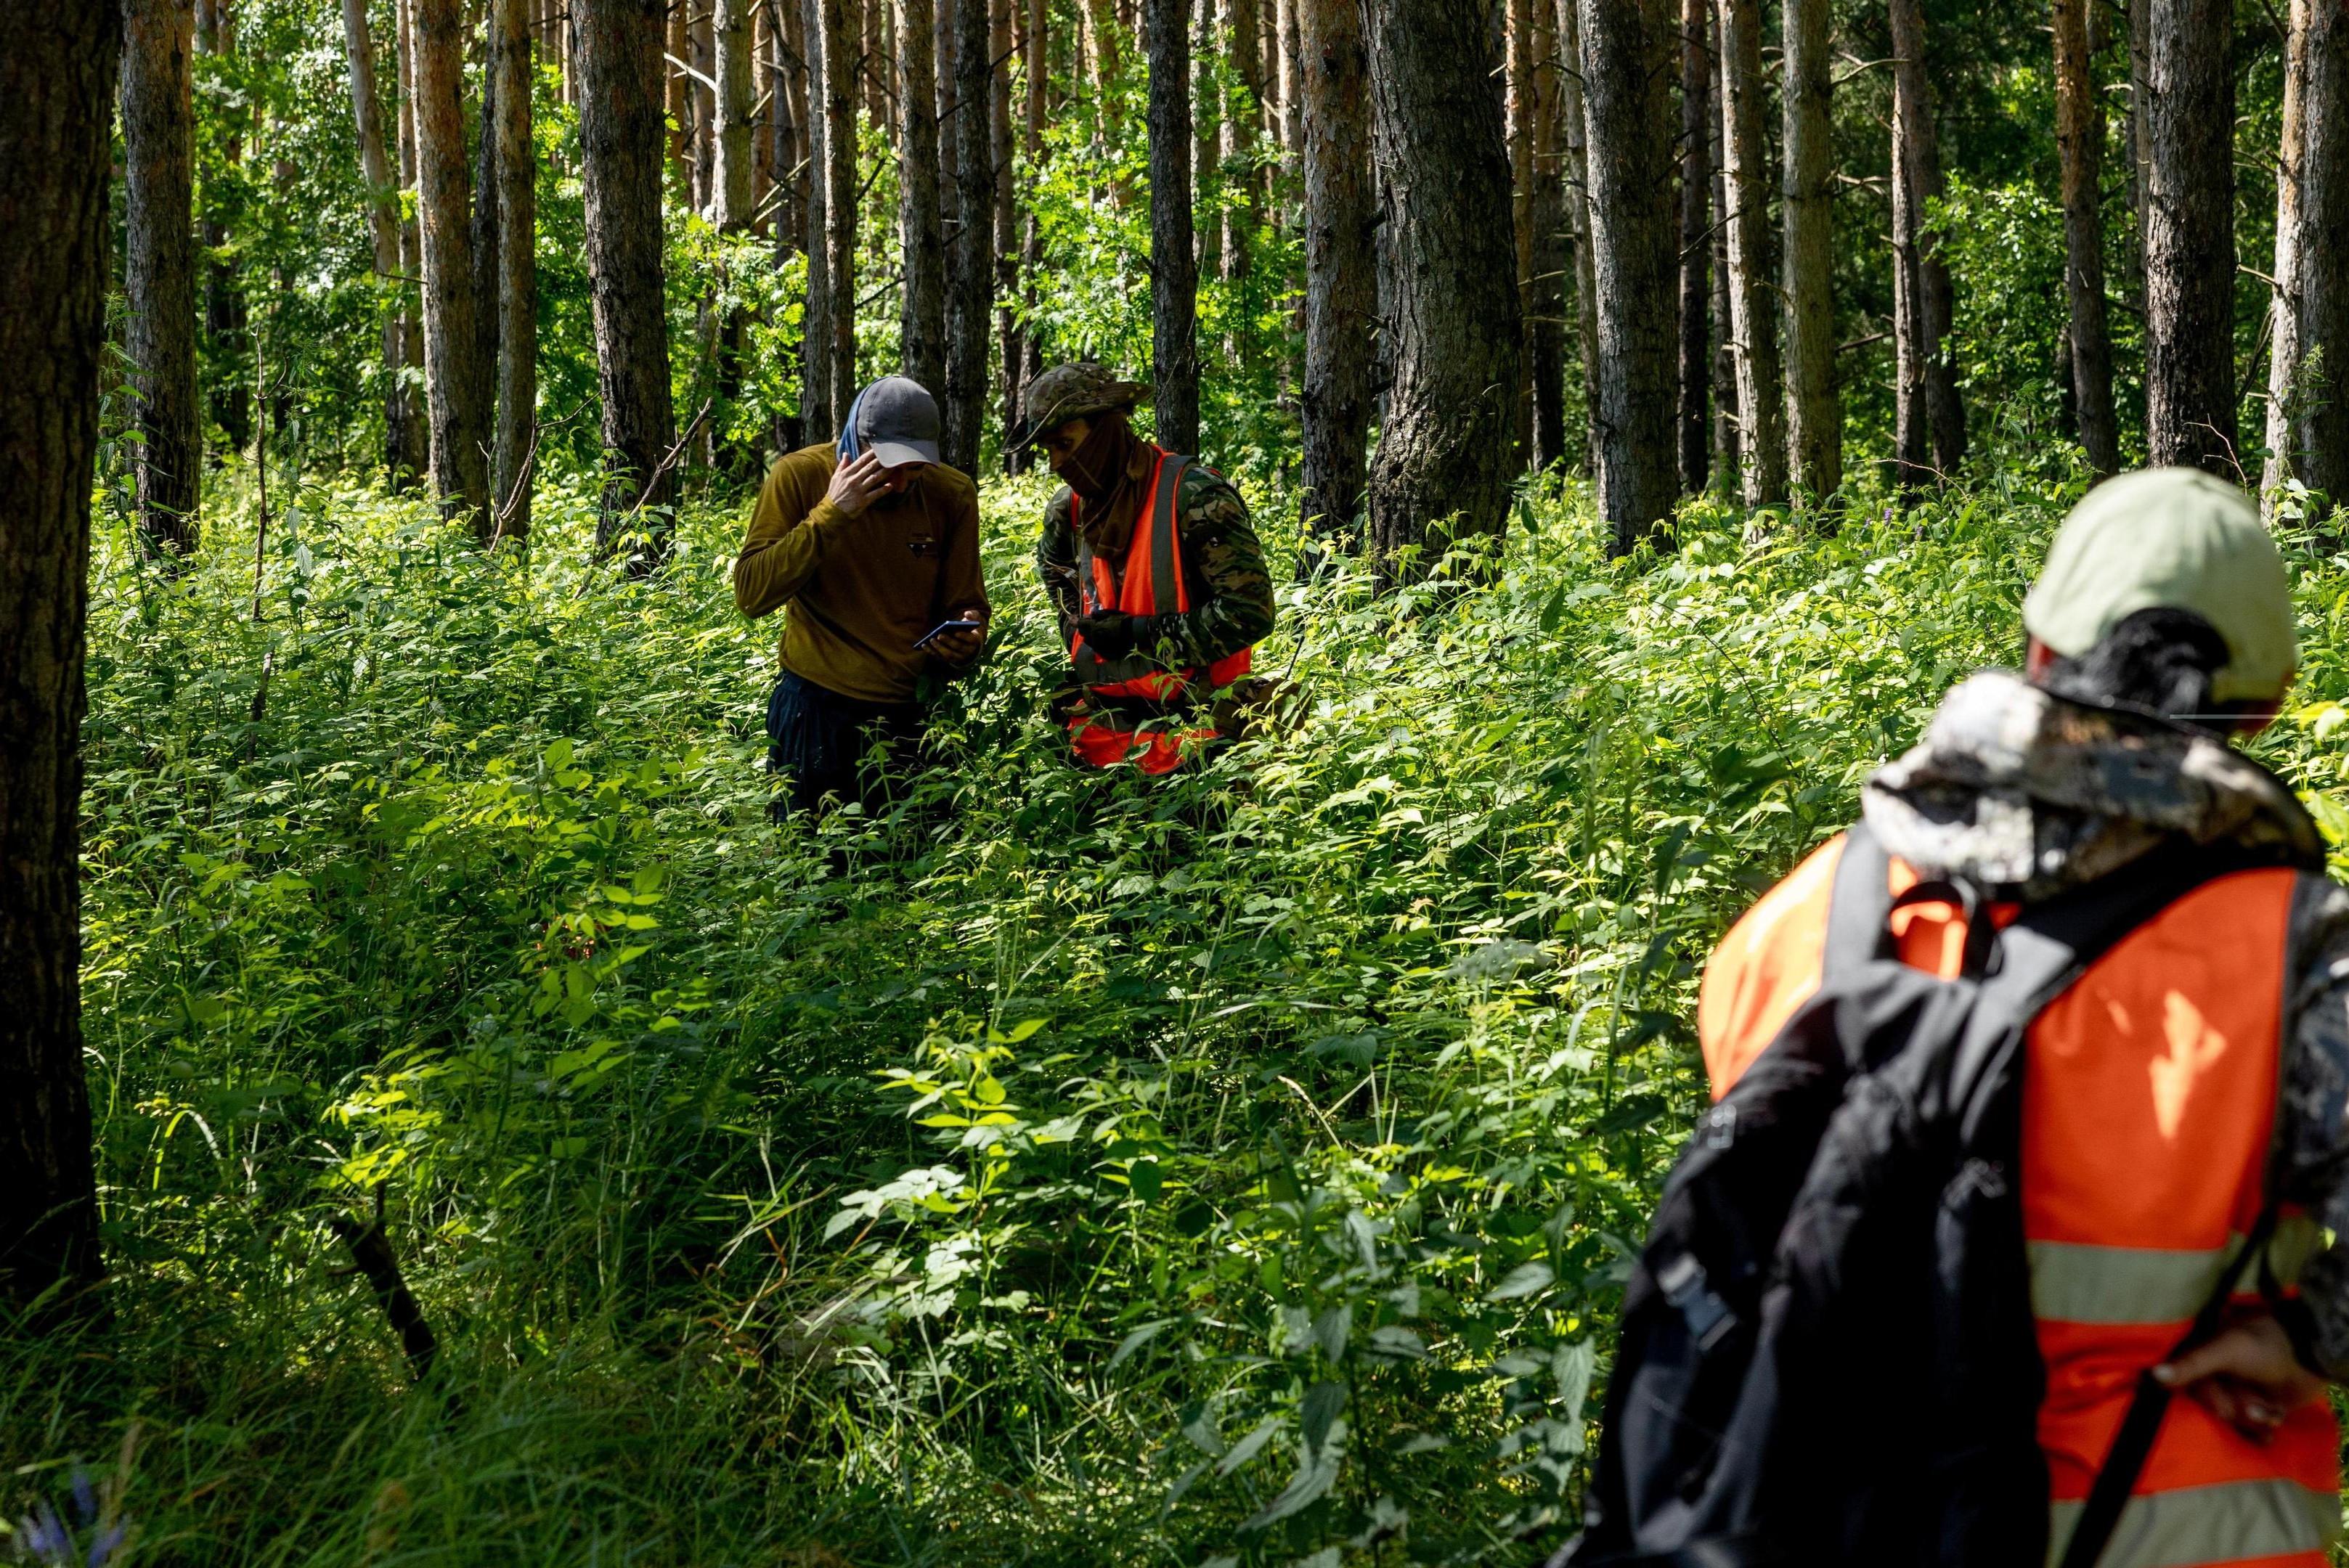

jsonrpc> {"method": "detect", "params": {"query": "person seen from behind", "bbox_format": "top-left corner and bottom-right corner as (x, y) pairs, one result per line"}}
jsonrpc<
(1700, 468), (2346, 1564)
(734, 376), (988, 820)
(1018, 363), (1274, 775)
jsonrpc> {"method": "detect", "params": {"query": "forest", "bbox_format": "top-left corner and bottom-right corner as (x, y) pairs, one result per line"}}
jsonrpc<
(7, 0), (2349, 1562)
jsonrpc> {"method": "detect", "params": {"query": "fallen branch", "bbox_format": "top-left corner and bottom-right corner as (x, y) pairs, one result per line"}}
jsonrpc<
(327, 1184), (439, 1383)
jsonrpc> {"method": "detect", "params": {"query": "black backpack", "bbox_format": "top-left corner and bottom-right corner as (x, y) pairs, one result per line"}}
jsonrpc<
(1557, 822), (2312, 1568)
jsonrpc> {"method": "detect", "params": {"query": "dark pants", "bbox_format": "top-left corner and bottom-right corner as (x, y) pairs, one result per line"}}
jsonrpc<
(765, 671), (927, 821)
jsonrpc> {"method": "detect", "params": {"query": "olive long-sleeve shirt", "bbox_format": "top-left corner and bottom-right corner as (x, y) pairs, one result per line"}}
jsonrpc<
(733, 444), (990, 703)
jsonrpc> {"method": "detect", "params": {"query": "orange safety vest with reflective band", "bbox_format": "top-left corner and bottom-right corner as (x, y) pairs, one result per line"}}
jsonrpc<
(1699, 835), (2342, 1568)
(1065, 446), (1253, 775)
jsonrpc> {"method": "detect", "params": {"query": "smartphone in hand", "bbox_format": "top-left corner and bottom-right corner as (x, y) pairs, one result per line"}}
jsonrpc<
(913, 619), (985, 651)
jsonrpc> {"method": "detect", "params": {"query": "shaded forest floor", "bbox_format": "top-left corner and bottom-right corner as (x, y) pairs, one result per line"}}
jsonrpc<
(14, 462), (2349, 1566)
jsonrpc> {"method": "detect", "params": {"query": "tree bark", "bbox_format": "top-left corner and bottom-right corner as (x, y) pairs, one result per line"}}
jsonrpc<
(1527, 0), (1566, 469)
(822, 0), (859, 433)
(715, 0), (757, 228)
(944, 0), (993, 470)
(899, 0), (947, 392)
(1508, 0), (1536, 461)
(1085, 0), (1120, 126)
(2144, 0), (2235, 474)
(391, 0), (422, 483)
(667, 0), (691, 195)
(993, 0), (1019, 469)
(1195, 0), (1220, 280)
(2053, 0), (2118, 478)
(492, 0), (536, 544)
(773, 0), (810, 451)
(1780, 0), (1838, 502)
(1887, 0), (1961, 496)
(801, 0), (834, 441)
(1711, 113), (1738, 483)
(1145, 0), (1200, 454)
(695, 1), (717, 211)
(1676, 0), (1709, 494)
(471, 65), (503, 502)
(577, 0), (679, 560)
(1363, 0), (1521, 570)
(1297, 0), (1373, 555)
(1578, 0), (1677, 550)
(1719, 0), (1766, 502)
(413, 0), (491, 530)
(1556, 0), (1600, 473)
(1014, 0), (1046, 469)
(0, 0), (115, 1311)
(1222, 0), (1261, 284)
(2265, 0), (2349, 506)
(123, 0), (200, 555)
(341, 0), (420, 491)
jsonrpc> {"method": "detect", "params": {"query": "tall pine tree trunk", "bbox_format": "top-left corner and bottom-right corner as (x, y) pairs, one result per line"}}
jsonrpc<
(944, 0), (993, 470)
(821, 0), (859, 433)
(1780, 0), (1839, 502)
(1888, 0), (1961, 495)
(124, 0), (200, 555)
(993, 0), (1019, 466)
(1145, 0), (1200, 454)
(492, 0), (536, 544)
(2265, 0), (2349, 506)
(342, 0), (421, 491)
(0, 0), (115, 1312)
(1557, 0), (1600, 473)
(899, 0), (947, 392)
(1527, 0), (1566, 469)
(578, 0), (679, 561)
(1014, 0), (1046, 469)
(1579, 0), (1677, 551)
(471, 67), (504, 502)
(774, 0), (810, 451)
(1508, 0), (1536, 462)
(1223, 0), (1261, 285)
(715, 0), (757, 227)
(414, 0), (491, 529)
(1716, 0), (1781, 504)
(2144, 0), (2235, 474)
(1677, 0), (1710, 494)
(1298, 0), (1373, 555)
(800, 0), (834, 441)
(391, 0), (423, 484)
(2053, 0), (2118, 477)
(1363, 0), (1520, 570)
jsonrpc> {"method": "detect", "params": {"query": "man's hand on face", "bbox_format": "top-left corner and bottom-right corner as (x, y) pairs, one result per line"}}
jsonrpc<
(929, 605), (986, 665)
(825, 451), (897, 518)
(2153, 1313), (2329, 1441)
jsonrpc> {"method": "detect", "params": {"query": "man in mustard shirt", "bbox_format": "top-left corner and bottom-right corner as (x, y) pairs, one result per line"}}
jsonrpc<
(734, 377), (989, 819)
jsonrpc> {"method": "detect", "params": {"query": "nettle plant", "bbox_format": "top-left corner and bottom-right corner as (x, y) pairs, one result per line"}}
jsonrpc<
(826, 1010), (1616, 1562)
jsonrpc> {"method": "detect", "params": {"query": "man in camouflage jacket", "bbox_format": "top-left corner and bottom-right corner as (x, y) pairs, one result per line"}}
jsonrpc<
(1019, 363), (1275, 767)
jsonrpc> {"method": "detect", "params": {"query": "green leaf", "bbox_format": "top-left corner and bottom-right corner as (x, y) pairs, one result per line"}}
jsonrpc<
(1486, 1260), (1555, 1302)
(1107, 1317), (1176, 1369)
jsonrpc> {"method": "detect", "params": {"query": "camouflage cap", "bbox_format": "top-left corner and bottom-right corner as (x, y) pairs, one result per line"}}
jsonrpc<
(1017, 362), (1152, 446)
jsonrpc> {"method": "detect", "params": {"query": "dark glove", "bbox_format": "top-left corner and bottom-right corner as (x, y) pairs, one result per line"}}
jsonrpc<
(1078, 611), (1151, 660)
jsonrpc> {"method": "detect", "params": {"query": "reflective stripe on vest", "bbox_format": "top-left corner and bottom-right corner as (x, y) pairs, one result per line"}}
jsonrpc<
(1067, 448), (1254, 701)
(1695, 837), (2344, 1568)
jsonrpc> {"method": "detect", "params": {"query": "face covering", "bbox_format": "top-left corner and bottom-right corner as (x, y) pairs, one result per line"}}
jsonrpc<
(1061, 412), (1138, 507)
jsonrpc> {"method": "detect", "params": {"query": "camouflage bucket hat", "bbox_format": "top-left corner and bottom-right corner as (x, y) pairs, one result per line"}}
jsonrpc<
(1015, 362), (1152, 448)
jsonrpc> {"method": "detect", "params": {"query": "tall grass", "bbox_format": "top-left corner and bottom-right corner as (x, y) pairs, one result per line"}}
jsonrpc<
(15, 462), (2349, 1566)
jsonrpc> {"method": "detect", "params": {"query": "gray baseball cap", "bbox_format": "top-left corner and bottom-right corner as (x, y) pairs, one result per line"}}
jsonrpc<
(853, 376), (942, 467)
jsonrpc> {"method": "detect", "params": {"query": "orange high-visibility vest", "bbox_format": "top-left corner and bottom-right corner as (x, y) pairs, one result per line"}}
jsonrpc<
(1700, 833), (2342, 1568)
(1065, 446), (1253, 775)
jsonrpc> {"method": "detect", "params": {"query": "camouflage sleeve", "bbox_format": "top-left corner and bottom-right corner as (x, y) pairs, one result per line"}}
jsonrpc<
(1142, 463), (1276, 671)
(1035, 486), (1084, 644)
(2274, 873), (2349, 1379)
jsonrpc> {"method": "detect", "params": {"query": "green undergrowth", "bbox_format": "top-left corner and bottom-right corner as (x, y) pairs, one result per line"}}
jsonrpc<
(14, 461), (2349, 1567)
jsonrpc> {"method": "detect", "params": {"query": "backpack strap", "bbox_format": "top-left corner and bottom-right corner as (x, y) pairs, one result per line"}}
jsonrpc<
(2056, 1201), (2282, 1568)
(1820, 823), (1895, 986)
